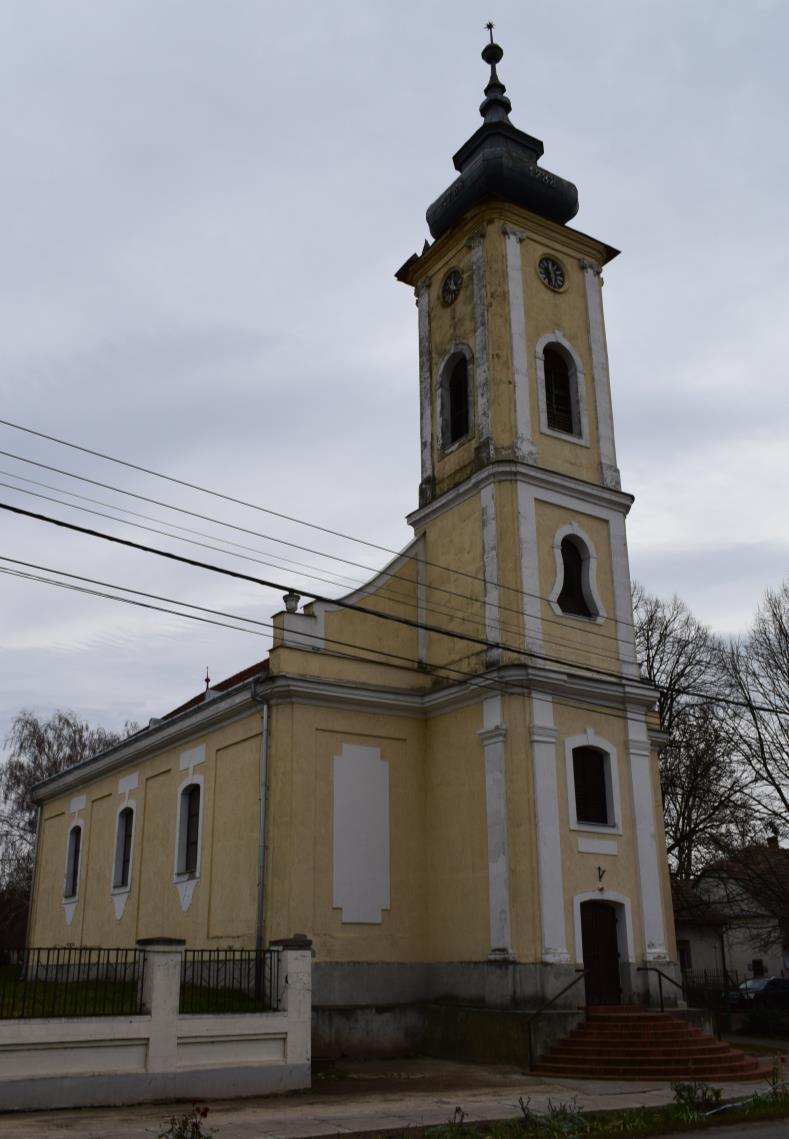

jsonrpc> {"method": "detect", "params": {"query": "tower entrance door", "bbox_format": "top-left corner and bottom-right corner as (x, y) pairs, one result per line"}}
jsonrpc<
(581, 900), (621, 1006)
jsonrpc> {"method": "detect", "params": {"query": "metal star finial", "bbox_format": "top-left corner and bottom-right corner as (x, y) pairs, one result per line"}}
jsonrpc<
(486, 21), (495, 42)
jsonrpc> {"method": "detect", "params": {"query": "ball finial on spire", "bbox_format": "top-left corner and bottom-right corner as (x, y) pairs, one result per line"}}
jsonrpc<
(479, 21), (511, 123)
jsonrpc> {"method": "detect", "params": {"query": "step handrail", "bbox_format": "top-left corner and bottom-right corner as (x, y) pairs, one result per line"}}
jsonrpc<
(526, 968), (587, 1070)
(637, 965), (682, 1013)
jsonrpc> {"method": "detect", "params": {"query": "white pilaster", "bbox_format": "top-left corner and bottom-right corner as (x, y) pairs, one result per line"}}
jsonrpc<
(516, 483), (544, 654)
(530, 693), (569, 962)
(480, 482), (501, 662)
(626, 710), (668, 961)
(416, 279), (433, 490)
(581, 260), (620, 490)
(467, 228), (492, 452)
(502, 225), (536, 463)
(479, 695), (513, 958)
(607, 511), (639, 676)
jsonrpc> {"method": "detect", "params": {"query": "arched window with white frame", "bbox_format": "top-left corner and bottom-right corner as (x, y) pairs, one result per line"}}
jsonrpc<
(438, 345), (474, 450)
(64, 824), (82, 899)
(565, 731), (622, 834)
(535, 333), (589, 446)
(176, 782), (202, 878)
(113, 805), (135, 890)
(548, 523), (606, 623)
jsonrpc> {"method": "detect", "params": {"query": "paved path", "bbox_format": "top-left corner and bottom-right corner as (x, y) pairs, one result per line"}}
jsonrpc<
(0, 1058), (777, 1139)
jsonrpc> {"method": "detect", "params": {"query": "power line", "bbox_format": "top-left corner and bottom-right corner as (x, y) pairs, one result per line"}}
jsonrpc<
(0, 421), (645, 639)
(0, 498), (645, 689)
(0, 445), (643, 656)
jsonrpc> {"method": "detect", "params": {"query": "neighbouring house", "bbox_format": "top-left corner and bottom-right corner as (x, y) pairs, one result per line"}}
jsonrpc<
(26, 32), (679, 1056)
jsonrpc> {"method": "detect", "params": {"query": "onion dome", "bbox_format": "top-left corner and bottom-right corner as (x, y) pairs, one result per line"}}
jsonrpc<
(425, 25), (579, 239)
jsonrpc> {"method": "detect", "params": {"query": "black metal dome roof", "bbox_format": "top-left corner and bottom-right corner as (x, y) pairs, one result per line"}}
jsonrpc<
(425, 28), (579, 239)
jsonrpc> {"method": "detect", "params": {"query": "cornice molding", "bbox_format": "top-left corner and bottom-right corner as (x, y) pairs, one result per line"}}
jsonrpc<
(407, 460), (633, 532)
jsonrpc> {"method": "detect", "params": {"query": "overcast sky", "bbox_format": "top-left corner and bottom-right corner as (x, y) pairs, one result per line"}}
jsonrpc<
(1, 0), (787, 745)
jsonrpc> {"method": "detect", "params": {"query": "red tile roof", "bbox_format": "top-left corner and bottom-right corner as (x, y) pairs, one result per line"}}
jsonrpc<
(161, 658), (270, 721)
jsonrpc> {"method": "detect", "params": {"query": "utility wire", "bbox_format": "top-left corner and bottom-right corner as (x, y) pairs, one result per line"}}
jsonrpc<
(0, 422), (644, 638)
(0, 499), (646, 689)
(0, 446), (643, 655)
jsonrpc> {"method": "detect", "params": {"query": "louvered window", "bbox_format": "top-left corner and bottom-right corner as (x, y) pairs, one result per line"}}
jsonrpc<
(557, 537), (592, 616)
(544, 347), (575, 434)
(573, 747), (609, 826)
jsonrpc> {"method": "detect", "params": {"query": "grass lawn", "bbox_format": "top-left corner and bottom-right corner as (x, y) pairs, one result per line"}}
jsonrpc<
(0, 964), (140, 1017)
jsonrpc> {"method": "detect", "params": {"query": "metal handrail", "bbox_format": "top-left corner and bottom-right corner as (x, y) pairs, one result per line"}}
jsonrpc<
(526, 969), (588, 1069)
(637, 965), (683, 1013)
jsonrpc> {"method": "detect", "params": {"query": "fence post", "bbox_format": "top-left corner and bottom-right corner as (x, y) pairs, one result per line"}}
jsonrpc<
(137, 938), (185, 1074)
(269, 934), (312, 1067)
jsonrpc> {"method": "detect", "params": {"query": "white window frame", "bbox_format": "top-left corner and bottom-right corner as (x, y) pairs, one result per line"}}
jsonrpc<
(63, 822), (83, 901)
(174, 776), (204, 880)
(548, 522), (607, 624)
(437, 343), (475, 453)
(535, 331), (589, 446)
(565, 729), (622, 835)
(112, 804), (136, 893)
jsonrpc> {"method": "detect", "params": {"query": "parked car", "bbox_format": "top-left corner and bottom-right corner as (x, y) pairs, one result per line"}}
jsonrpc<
(726, 977), (789, 1010)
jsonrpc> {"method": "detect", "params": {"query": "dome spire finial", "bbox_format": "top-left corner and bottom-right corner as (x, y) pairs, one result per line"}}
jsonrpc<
(479, 21), (512, 124)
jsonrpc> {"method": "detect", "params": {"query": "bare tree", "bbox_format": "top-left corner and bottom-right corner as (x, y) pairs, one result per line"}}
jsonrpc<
(633, 585), (754, 877)
(724, 582), (789, 835)
(0, 709), (138, 895)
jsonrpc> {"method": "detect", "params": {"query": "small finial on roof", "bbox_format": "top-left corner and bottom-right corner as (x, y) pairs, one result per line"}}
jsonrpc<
(479, 22), (512, 124)
(204, 666), (210, 693)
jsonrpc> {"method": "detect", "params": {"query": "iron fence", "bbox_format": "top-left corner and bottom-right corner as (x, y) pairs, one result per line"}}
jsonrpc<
(179, 948), (279, 1014)
(0, 946), (145, 1018)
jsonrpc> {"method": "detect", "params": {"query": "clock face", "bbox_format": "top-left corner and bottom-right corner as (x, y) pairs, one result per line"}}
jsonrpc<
(538, 256), (566, 291)
(441, 268), (463, 306)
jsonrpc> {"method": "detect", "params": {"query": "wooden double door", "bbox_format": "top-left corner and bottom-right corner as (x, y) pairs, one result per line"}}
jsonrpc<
(581, 900), (621, 1006)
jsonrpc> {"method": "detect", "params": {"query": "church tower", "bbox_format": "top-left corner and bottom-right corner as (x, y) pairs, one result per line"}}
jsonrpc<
(396, 29), (674, 997)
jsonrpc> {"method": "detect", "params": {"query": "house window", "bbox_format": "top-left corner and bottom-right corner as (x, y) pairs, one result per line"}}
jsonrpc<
(677, 939), (692, 972)
(557, 537), (593, 616)
(113, 806), (134, 890)
(178, 783), (201, 877)
(544, 346), (575, 434)
(64, 825), (82, 899)
(572, 746), (610, 826)
(752, 958), (765, 978)
(439, 348), (473, 449)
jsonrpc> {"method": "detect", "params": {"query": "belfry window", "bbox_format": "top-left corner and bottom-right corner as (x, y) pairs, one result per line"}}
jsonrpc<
(113, 806), (134, 890)
(572, 746), (610, 826)
(64, 825), (82, 899)
(440, 349), (473, 449)
(544, 346), (575, 434)
(557, 537), (592, 617)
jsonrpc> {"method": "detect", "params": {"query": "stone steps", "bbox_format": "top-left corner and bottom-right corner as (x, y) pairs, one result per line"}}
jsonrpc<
(533, 1009), (769, 1082)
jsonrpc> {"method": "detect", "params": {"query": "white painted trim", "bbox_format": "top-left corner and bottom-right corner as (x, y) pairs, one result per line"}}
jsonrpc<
(578, 837), (618, 855)
(437, 342), (475, 453)
(407, 458), (632, 535)
(534, 331), (590, 447)
(607, 511), (639, 674)
(111, 774), (137, 920)
(573, 890), (635, 964)
(173, 745), (206, 913)
(416, 535), (427, 666)
(627, 710), (668, 961)
(548, 522), (607, 623)
(502, 224), (536, 463)
(62, 820), (83, 926)
(530, 693), (569, 962)
(416, 279), (433, 486)
(479, 695), (512, 957)
(581, 260), (621, 490)
(564, 729), (623, 835)
(480, 482), (501, 660)
(516, 483), (544, 654)
(467, 227), (492, 452)
(332, 744), (390, 923)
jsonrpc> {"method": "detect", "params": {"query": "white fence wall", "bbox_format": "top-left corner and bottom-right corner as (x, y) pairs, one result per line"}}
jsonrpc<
(0, 938), (311, 1111)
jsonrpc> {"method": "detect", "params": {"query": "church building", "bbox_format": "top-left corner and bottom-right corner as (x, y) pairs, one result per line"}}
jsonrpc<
(28, 32), (679, 1053)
